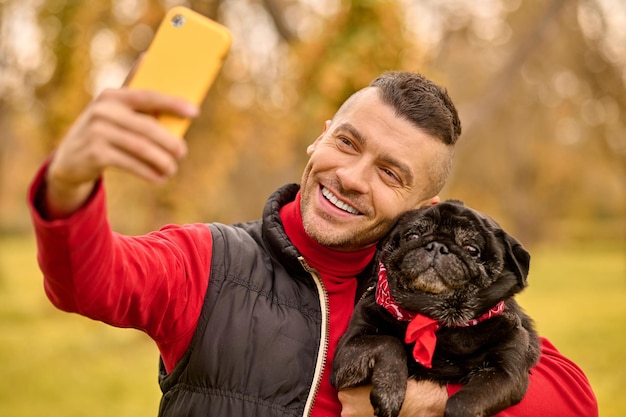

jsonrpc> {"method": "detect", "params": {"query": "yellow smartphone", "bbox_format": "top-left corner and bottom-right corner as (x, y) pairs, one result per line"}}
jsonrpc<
(127, 6), (232, 137)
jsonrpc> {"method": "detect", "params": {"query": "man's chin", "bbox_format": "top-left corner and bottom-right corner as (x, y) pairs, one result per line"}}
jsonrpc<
(303, 219), (351, 249)
(302, 219), (377, 251)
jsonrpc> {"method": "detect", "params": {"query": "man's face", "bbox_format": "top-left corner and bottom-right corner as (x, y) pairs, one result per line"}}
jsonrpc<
(300, 88), (451, 251)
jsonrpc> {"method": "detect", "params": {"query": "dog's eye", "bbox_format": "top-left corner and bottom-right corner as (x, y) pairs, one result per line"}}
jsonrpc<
(405, 233), (420, 241)
(464, 245), (480, 257)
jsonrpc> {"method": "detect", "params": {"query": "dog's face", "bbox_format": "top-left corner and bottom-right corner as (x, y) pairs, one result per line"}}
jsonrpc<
(379, 199), (530, 325)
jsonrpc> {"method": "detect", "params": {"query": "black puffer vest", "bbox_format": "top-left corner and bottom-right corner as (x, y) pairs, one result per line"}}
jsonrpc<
(157, 184), (375, 417)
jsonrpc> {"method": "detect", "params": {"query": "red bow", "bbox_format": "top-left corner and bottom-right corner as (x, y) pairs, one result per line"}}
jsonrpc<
(375, 262), (505, 368)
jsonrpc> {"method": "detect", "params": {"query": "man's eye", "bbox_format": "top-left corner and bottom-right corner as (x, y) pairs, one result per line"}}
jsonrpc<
(337, 136), (354, 149)
(381, 167), (400, 184)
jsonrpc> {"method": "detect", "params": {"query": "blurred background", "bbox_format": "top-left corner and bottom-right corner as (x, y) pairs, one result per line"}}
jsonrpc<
(0, 0), (624, 416)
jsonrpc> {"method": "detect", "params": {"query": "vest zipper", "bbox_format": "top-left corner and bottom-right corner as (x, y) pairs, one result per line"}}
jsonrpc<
(298, 256), (330, 417)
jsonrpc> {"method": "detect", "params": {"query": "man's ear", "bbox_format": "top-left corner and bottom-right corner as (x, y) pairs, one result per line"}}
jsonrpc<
(307, 120), (331, 156)
(416, 195), (440, 208)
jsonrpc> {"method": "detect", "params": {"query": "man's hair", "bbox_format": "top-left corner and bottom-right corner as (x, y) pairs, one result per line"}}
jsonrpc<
(369, 71), (462, 146)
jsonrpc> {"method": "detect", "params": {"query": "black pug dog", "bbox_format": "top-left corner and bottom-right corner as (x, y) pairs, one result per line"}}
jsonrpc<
(331, 200), (541, 417)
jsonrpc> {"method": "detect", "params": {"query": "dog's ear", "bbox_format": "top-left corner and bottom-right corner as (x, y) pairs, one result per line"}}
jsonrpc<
(445, 199), (466, 207)
(502, 233), (531, 288)
(376, 210), (411, 252)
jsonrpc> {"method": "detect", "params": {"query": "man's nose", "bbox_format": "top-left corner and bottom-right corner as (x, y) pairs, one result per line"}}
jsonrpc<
(335, 160), (370, 193)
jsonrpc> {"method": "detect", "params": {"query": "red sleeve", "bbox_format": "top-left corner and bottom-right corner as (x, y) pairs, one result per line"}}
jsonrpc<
(447, 337), (598, 416)
(27, 162), (212, 373)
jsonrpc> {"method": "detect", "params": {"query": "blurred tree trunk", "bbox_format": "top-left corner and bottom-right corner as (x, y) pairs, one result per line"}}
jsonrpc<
(189, 0), (221, 20)
(261, 0), (298, 43)
(467, 0), (568, 244)
(461, 0), (568, 135)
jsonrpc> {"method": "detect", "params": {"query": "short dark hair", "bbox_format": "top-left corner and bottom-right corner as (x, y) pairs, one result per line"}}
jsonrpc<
(369, 71), (461, 146)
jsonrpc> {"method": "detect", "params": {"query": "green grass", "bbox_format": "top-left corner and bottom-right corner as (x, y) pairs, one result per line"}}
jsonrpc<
(517, 241), (626, 417)
(0, 235), (624, 416)
(0, 236), (161, 417)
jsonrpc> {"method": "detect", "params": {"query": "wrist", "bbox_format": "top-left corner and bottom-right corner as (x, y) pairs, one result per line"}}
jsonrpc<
(43, 172), (96, 220)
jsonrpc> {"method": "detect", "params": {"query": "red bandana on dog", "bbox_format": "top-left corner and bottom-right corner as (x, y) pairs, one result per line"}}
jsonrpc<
(375, 262), (505, 368)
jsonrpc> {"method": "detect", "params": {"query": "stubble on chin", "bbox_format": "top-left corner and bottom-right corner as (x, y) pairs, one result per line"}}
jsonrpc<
(301, 209), (395, 251)
(302, 217), (350, 249)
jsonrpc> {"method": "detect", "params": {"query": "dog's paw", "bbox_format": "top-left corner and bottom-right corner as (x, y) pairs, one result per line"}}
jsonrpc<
(370, 375), (407, 417)
(444, 394), (486, 417)
(331, 355), (376, 390)
(370, 387), (405, 417)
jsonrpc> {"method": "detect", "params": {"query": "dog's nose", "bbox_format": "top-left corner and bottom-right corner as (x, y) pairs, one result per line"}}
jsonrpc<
(426, 241), (449, 255)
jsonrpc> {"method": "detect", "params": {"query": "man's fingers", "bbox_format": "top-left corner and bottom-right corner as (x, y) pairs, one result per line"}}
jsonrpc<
(89, 93), (189, 159)
(337, 386), (376, 417)
(102, 88), (199, 120)
(107, 146), (174, 184)
(90, 119), (182, 181)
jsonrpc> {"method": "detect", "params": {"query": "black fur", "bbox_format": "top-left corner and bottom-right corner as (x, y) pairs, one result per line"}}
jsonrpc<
(331, 200), (541, 417)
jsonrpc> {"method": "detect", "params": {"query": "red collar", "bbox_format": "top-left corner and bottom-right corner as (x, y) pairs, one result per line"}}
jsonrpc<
(375, 262), (505, 368)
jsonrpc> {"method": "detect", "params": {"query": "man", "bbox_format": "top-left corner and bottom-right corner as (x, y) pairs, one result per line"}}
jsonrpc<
(28, 71), (597, 416)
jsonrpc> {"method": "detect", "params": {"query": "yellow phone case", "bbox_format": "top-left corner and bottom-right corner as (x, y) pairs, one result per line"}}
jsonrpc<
(127, 6), (232, 137)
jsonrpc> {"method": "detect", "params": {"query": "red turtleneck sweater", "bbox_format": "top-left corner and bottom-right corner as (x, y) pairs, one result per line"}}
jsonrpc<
(28, 164), (597, 416)
(280, 192), (377, 414)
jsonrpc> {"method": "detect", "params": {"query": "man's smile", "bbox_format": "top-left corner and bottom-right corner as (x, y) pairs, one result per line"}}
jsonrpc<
(321, 186), (362, 215)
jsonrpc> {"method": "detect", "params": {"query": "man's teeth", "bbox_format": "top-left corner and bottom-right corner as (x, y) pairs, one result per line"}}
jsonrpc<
(322, 187), (360, 214)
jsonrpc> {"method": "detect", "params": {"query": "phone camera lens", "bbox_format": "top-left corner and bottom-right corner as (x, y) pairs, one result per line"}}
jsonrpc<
(171, 14), (186, 28)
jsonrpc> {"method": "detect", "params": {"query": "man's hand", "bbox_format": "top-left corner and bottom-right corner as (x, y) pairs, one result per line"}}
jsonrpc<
(338, 380), (447, 417)
(44, 88), (198, 219)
